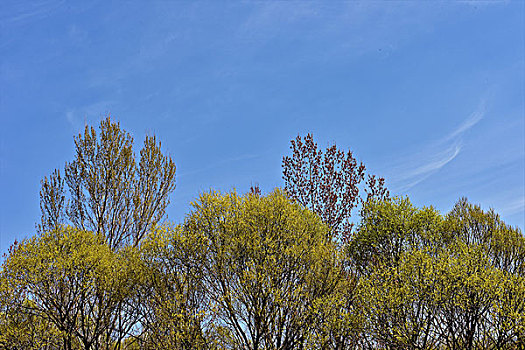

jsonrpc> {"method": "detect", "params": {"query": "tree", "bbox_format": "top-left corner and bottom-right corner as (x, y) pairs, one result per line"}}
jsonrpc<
(358, 248), (439, 350)
(0, 244), (62, 350)
(444, 197), (525, 276)
(183, 189), (345, 349)
(0, 226), (141, 350)
(282, 133), (388, 242)
(439, 199), (525, 349)
(345, 197), (444, 349)
(305, 271), (363, 350)
(350, 196), (525, 350)
(135, 225), (213, 349)
(348, 197), (444, 275)
(39, 117), (176, 249)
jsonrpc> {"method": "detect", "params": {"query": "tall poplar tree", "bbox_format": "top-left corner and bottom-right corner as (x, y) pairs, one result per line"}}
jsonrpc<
(38, 117), (176, 249)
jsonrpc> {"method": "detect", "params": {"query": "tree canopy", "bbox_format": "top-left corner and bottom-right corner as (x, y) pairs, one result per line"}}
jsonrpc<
(1, 122), (523, 350)
(282, 133), (389, 242)
(39, 117), (176, 249)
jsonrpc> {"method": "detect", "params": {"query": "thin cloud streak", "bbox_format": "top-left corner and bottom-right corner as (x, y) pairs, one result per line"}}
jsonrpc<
(397, 143), (462, 191)
(407, 144), (461, 178)
(386, 101), (485, 192)
(445, 103), (484, 141)
(500, 197), (525, 217)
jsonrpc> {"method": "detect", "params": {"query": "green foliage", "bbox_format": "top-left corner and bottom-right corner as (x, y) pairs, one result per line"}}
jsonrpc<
(4, 191), (524, 350)
(39, 117), (176, 249)
(0, 293), (61, 350)
(0, 226), (141, 350)
(305, 271), (363, 350)
(444, 197), (525, 276)
(136, 225), (212, 349)
(351, 197), (525, 350)
(183, 189), (344, 349)
(4, 120), (525, 350)
(358, 248), (438, 349)
(348, 196), (444, 275)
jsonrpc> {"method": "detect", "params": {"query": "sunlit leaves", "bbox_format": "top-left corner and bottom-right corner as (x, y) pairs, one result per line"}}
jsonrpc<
(183, 189), (343, 349)
(136, 225), (211, 349)
(39, 117), (176, 249)
(0, 226), (141, 350)
(352, 197), (525, 350)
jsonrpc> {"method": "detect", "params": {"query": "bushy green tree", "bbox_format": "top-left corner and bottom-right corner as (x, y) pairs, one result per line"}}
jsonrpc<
(444, 197), (525, 276)
(0, 226), (141, 350)
(351, 197), (525, 350)
(183, 189), (346, 349)
(348, 196), (444, 276)
(438, 199), (525, 349)
(0, 286), (61, 350)
(304, 272), (363, 350)
(358, 248), (439, 350)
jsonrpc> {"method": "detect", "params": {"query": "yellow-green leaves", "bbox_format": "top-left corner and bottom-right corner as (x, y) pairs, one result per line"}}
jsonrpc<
(348, 196), (444, 275)
(136, 225), (211, 349)
(358, 248), (438, 349)
(183, 189), (341, 349)
(39, 117), (176, 249)
(0, 226), (141, 350)
(3, 190), (524, 349)
(351, 197), (525, 350)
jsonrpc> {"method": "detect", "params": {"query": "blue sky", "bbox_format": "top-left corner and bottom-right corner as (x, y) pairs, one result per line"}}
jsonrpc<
(1, 1), (524, 254)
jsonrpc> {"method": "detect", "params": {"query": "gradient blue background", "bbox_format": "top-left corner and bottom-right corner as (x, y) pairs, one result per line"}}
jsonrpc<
(1, 1), (524, 255)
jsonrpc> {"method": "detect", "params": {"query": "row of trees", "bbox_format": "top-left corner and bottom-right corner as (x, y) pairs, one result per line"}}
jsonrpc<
(1, 118), (523, 349)
(2, 192), (523, 349)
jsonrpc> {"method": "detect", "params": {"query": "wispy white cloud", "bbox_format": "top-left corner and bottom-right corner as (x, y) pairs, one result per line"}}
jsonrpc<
(499, 197), (525, 216)
(399, 143), (462, 190)
(444, 102), (484, 141)
(386, 100), (485, 192)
